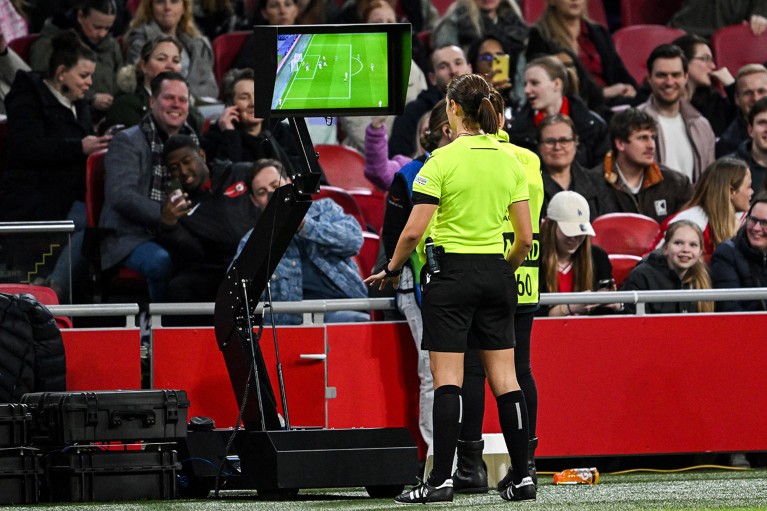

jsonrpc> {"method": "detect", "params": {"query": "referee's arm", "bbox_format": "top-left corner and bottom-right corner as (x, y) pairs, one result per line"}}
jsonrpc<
(390, 202), (438, 271)
(506, 200), (533, 272)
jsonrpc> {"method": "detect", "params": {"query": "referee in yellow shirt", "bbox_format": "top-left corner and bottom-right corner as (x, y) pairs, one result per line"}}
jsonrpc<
(366, 74), (535, 504)
(452, 89), (545, 494)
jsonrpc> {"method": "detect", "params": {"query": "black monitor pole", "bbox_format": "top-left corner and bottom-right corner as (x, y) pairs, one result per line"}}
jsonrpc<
(214, 116), (321, 432)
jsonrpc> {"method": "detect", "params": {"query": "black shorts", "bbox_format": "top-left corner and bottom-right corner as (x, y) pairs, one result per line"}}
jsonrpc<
(421, 254), (517, 353)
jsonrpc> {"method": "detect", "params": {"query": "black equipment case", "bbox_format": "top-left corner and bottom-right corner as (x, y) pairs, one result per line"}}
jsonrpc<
(0, 448), (43, 504)
(0, 403), (31, 448)
(21, 390), (189, 445)
(45, 446), (179, 502)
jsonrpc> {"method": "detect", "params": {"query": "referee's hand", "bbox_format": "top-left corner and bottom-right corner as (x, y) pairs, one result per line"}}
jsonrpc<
(364, 270), (400, 291)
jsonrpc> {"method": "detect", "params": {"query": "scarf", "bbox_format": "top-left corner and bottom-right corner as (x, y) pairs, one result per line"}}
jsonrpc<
(139, 114), (198, 201)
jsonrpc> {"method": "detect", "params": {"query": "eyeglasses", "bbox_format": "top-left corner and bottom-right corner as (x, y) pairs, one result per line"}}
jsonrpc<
(541, 137), (576, 148)
(691, 54), (714, 63)
(746, 215), (767, 229)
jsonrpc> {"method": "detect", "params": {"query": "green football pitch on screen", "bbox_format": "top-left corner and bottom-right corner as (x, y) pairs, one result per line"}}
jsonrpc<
(272, 33), (389, 111)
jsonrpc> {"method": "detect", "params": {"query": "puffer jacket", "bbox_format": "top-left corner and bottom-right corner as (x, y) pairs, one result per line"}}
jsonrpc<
(0, 293), (66, 402)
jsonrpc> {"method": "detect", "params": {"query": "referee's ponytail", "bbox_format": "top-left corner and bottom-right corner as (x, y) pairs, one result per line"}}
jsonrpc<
(446, 74), (498, 135)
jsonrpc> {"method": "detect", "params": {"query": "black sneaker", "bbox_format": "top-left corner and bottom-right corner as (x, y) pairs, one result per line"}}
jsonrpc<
(500, 476), (536, 501)
(394, 479), (454, 504)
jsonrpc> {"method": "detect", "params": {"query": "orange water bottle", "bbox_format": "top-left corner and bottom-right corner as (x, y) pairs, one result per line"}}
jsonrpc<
(553, 467), (600, 484)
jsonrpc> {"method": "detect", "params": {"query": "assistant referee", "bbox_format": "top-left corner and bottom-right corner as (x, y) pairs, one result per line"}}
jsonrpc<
(366, 74), (535, 504)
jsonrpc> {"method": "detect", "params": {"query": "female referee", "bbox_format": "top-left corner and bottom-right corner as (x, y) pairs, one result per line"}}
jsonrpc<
(366, 74), (535, 504)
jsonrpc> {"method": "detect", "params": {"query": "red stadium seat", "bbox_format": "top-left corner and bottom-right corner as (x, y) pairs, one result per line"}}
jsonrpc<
(352, 231), (381, 277)
(522, 0), (607, 26)
(0, 283), (72, 328)
(85, 150), (148, 301)
(212, 31), (250, 90)
(314, 144), (374, 191)
(315, 186), (367, 231)
(8, 33), (40, 64)
(432, 0), (453, 16)
(711, 24), (767, 80)
(347, 188), (386, 233)
(613, 25), (685, 85)
(127, 0), (141, 15)
(592, 213), (661, 257)
(620, 0), (684, 27)
(608, 254), (642, 288)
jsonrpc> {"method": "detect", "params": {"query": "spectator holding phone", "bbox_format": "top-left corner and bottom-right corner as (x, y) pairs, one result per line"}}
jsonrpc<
(200, 68), (303, 172)
(99, 71), (198, 302)
(0, 31), (111, 301)
(537, 191), (619, 317)
(104, 35), (203, 133)
(622, 220), (714, 314)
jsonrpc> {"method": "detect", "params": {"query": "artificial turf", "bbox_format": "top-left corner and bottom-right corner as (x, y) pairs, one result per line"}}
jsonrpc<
(7, 469), (766, 511)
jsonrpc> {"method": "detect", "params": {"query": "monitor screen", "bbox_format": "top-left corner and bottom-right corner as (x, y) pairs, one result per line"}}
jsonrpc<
(251, 24), (412, 118)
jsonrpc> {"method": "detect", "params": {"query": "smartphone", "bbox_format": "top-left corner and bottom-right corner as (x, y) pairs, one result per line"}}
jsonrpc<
(164, 177), (183, 201)
(492, 54), (510, 83)
(597, 278), (615, 290)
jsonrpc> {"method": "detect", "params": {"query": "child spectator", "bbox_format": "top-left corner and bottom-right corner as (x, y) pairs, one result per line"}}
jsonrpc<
(622, 220), (714, 314)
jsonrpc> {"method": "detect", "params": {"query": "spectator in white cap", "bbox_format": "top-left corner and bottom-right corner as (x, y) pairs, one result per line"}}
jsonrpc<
(538, 191), (621, 316)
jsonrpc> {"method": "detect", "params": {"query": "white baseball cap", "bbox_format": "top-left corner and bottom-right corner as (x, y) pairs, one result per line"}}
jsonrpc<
(547, 191), (595, 237)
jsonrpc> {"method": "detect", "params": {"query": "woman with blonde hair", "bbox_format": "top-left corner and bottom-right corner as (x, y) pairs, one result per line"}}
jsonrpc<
(656, 157), (753, 258)
(527, 0), (635, 102)
(623, 220), (714, 314)
(126, 0), (218, 99)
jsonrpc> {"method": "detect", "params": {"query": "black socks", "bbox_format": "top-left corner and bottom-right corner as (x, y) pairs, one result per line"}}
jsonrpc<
(428, 384), (462, 485)
(497, 390), (530, 484)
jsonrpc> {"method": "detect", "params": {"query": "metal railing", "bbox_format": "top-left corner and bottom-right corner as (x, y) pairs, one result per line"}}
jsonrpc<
(42, 288), (767, 327)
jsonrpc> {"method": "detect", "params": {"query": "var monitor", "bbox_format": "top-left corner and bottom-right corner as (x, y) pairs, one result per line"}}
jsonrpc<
(251, 24), (412, 118)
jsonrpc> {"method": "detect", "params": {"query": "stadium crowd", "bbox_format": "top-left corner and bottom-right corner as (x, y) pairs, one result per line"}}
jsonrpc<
(0, 0), (766, 473)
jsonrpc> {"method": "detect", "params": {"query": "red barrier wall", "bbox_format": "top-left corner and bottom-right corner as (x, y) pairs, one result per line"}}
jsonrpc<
(61, 329), (141, 390)
(152, 327), (326, 429)
(68, 314), (767, 457)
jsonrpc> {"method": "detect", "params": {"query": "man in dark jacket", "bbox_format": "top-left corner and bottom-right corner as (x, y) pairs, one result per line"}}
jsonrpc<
(717, 64), (767, 157)
(594, 108), (693, 224)
(388, 44), (471, 158)
(728, 96), (767, 193)
(159, 135), (260, 302)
